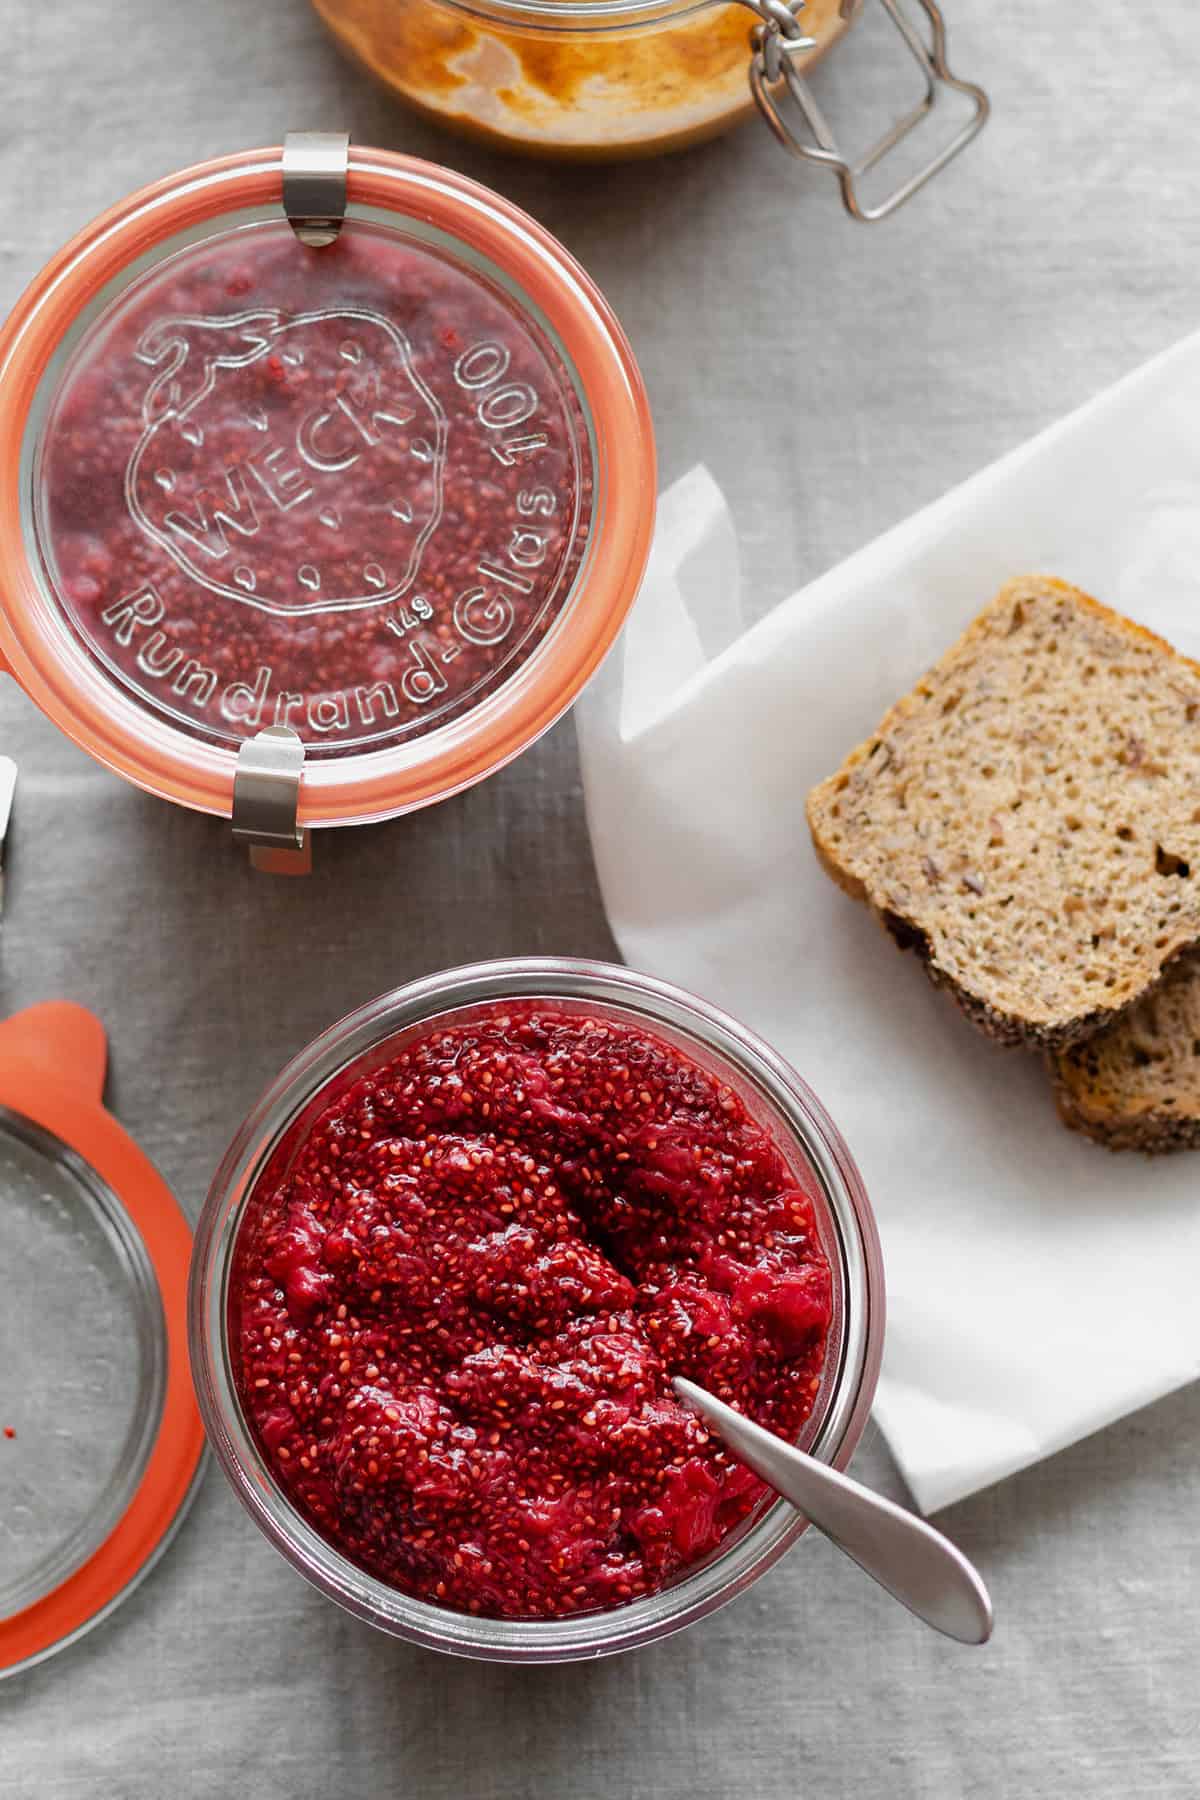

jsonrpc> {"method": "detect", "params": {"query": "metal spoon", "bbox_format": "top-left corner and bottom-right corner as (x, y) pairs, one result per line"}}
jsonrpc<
(673, 1377), (993, 1645)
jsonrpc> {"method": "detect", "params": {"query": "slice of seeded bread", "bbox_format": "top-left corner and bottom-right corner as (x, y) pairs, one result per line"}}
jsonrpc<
(805, 576), (1200, 1050)
(1051, 953), (1200, 1151)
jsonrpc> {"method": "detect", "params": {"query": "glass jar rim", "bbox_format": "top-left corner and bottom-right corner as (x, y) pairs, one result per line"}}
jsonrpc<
(188, 957), (885, 1663)
(0, 148), (655, 827)
(427, 0), (853, 36)
(434, 0), (746, 29)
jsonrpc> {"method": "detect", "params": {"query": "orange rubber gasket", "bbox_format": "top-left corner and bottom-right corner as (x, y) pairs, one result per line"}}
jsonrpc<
(0, 1002), (203, 1675)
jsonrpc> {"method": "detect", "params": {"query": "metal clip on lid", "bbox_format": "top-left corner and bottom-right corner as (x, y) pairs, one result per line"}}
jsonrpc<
(282, 131), (350, 248)
(745, 0), (989, 223)
(232, 727), (310, 876)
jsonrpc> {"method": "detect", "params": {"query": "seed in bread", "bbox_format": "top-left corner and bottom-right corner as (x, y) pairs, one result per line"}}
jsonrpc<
(1051, 954), (1200, 1152)
(805, 576), (1200, 1050)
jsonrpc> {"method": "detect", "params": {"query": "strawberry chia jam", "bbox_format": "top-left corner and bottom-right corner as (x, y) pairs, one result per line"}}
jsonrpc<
(33, 221), (592, 757)
(231, 1005), (833, 1620)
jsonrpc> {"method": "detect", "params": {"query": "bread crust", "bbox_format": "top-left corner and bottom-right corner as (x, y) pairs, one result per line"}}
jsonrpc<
(1051, 1075), (1200, 1153)
(872, 907), (1145, 1050)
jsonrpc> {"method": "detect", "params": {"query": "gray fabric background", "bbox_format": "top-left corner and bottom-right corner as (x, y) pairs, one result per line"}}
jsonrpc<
(4, 2), (1200, 1794)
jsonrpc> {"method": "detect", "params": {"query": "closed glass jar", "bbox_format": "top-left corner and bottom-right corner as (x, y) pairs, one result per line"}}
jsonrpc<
(0, 143), (654, 841)
(309, 0), (990, 222)
(189, 957), (885, 1662)
(312, 0), (850, 158)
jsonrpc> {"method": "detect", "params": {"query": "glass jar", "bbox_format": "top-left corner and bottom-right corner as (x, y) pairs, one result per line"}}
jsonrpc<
(189, 957), (885, 1662)
(0, 138), (654, 867)
(310, 0), (989, 220)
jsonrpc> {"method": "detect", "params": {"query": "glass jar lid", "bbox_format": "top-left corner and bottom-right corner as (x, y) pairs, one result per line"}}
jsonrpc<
(0, 1004), (202, 1678)
(0, 145), (655, 827)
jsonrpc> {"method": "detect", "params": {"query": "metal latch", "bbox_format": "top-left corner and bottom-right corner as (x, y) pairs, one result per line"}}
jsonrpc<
(282, 131), (350, 248)
(232, 727), (310, 876)
(746, 0), (989, 223)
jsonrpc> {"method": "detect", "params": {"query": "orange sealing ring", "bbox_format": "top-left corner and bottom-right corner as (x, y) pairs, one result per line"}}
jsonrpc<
(0, 1002), (203, 1675)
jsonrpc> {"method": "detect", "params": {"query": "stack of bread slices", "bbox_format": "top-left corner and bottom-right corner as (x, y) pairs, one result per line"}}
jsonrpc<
(806, 576), (1200, 1152)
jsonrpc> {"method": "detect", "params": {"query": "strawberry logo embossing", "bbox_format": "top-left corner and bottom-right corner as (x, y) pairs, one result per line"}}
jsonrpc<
(125, 307), (448, 617)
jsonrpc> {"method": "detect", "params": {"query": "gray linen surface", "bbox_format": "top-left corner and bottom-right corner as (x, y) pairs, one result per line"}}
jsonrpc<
(3, 2), (1200, 1794)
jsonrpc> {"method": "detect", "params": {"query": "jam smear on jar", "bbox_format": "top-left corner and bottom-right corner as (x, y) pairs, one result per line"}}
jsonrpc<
(231, 1006), (833, 1620)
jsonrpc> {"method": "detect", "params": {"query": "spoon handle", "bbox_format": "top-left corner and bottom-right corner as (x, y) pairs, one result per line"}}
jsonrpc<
(673, 1378), (993, 1645)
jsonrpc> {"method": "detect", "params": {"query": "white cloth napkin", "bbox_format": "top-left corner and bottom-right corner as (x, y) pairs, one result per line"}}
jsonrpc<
(575, 332), (1200, 1515)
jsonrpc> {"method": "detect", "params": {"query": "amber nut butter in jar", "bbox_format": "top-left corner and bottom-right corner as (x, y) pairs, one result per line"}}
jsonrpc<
(0, 136), (654, 870)
(310, 0), (989, 220)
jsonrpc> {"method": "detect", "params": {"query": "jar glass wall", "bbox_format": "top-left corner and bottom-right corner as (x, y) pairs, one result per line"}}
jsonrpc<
(189, 957), (885, 1662)
(312, 0), (851, 158)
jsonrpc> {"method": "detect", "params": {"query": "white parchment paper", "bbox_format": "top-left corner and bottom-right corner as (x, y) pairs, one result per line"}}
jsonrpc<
(576, 337), (1200, 1514)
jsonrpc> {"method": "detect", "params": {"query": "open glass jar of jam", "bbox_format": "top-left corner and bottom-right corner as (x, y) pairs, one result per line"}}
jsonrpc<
(311, 0), (988, 220)
(189, 957), (885, 1662)
(0, 137), (654, 867)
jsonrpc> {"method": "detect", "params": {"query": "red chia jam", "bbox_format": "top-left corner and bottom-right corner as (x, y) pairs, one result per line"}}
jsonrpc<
(33, 221), (592, 757)
(231, 1006), (834, 1621)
